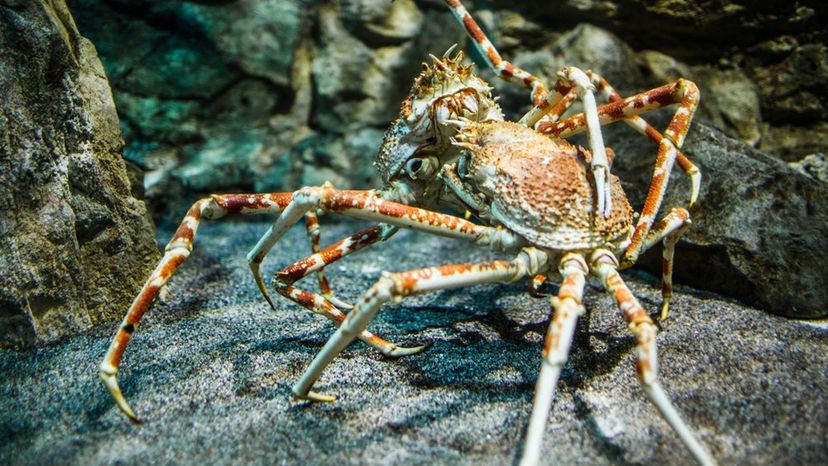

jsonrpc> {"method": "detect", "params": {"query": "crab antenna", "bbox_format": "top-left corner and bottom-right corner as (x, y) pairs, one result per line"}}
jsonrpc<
(442, 43), (459, 58)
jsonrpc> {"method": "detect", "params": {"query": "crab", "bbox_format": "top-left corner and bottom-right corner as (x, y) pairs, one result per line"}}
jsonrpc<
(99, 1), (714, 465)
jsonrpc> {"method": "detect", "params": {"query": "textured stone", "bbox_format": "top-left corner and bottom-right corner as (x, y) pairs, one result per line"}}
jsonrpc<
(612, 123), (828, 318)
(0, 0), (159, 347)
(759, 121), (828, 162)
(341, 0), (424, 45)
(180, 0), (305, 88)
(789, 153), (828, 184)
(0, 221), (824, 465)
(638, 51), (762, 146)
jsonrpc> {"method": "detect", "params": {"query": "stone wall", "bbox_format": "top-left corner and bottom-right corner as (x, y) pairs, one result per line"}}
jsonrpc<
(0, 0), (160, 347)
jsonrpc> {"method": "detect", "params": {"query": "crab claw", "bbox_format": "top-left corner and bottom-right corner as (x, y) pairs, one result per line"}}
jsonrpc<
(325, 294), (355, 310)
(99, 366), (141, 423)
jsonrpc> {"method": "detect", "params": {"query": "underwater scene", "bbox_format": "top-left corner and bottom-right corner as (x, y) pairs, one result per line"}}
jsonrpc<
(1, 0), (826, 464)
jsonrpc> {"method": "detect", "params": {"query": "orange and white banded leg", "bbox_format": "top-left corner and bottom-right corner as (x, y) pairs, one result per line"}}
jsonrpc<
(443, 0), (548, 104)
(292, 247), (549, 402)
(541, 79), (700, 263)
(588, 72), (702, 207)
(590, 250), (715, 466)
(640, 208), (692, 320)
(521, 254), (588, 466)
(269, 185), (524, 252)
(302, 212), (335, 302)
(274, 224), (426, 358)
(99, 192), (293, 422)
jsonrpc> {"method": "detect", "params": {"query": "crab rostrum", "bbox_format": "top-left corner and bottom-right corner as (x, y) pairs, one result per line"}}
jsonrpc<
(99, 1), (712, 465)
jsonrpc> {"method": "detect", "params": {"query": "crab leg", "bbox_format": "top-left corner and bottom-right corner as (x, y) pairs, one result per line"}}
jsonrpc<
(99, 193), (409, 422)
(99, 193), (289, 422)
(590, 250), (715, 466)
(521, 253), (588, 466)
(542, 80), (700, 263)
(640, 208), (692, 319)
(246, 184), (524, 260)
(293, 247), (548, 402)
(303, 212), (334, 303)
(443, 0), (548, 104)
(273, 224), (425, 357)
(588, 72), (702, 207)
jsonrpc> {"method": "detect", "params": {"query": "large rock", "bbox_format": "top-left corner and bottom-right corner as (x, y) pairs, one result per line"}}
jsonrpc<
(0, 0), (160, 347)
(613, 123), (828, 318)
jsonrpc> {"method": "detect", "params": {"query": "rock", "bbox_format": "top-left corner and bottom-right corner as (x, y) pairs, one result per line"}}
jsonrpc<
(180, 0), (305, 88)
(517, 0), (823, 62)
(490, 23), (644, 119)
(742, 39), (828, 124)
(312, 4), (421, 133)
(0, 0), (159, 347)
(612, 123), (828, 319)
(0, 220), (824, 465)
(68, 0), (301, 206)
(638, 51), (762, 146)
(759, 121), (828, 162)
(341, 0), (424, 46)
(789, 153), (828, 184)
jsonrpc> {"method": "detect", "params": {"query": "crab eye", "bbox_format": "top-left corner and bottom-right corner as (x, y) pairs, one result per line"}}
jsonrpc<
(406, 158), (424, 177)
(405, 156), (437, 180)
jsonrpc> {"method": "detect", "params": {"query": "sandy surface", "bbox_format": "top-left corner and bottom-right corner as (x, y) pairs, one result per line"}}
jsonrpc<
(1, 219), (826, 465)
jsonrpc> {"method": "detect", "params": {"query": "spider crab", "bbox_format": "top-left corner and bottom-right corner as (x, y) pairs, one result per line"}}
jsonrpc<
(100, 1), (713, 464)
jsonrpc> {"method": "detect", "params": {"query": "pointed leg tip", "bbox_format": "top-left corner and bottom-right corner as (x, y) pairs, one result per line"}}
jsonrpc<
(100, 369), (141, 422)
(660, 301), (671, 321)
(326, 294), (354, 310)
(387, 342), (431, 358)
(293, 390), (337, 403)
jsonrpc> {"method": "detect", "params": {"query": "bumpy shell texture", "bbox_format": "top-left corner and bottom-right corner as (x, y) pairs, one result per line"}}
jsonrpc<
(465, 121), (633, 250)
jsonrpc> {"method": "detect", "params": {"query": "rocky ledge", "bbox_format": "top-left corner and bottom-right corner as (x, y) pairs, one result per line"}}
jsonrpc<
(0, 220), (825, 465)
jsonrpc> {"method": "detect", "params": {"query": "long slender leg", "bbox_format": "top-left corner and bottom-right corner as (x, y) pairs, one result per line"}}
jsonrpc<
(444, 0), (548, 104)
(303, 212), (334, 302)
(590, 250), (715, 466)
(521, 254), (588, 466)
(292, 247), (549, 401)
(267, 185), (525, 252)
(541, 80), (700, 263)
(273, 224), (425, 357)
(588, 72), (702, 207)
(301, 214), (403, 310)
(640, 208), (692, 319)
(99, 193), (292, 422)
